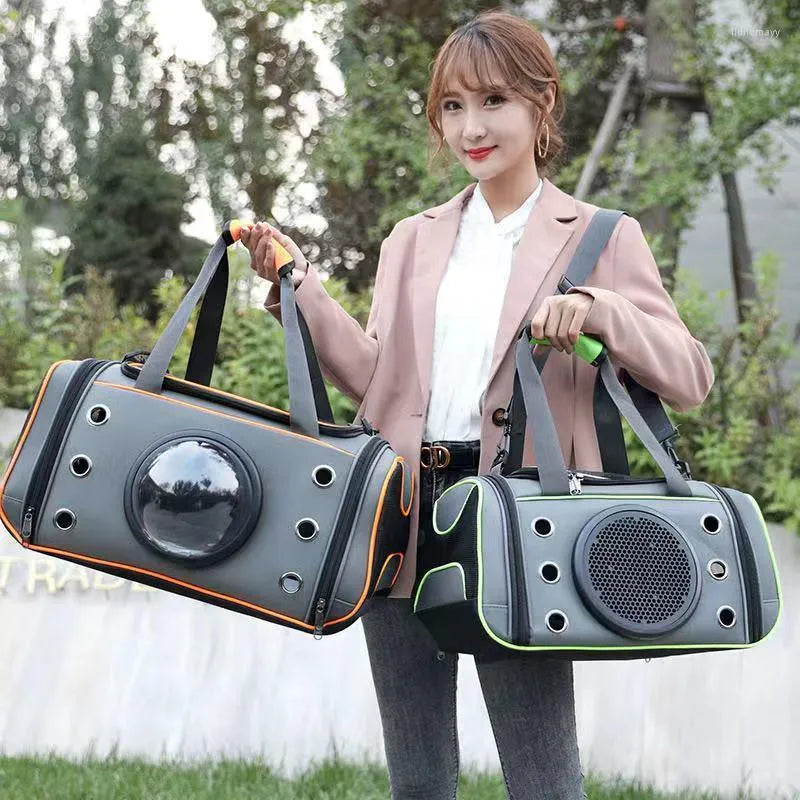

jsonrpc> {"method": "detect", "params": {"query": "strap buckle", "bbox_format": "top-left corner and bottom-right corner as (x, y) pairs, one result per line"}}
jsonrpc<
(663, 437), (692, 480)
(491, 445), (507, 470)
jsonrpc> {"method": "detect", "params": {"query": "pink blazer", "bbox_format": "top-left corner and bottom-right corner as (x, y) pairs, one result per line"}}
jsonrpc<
(264, 178), (714, 598)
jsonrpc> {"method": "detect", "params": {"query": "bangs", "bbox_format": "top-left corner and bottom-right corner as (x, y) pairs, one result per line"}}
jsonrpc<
(437, 33), (516, 97)
(426, 9), (564, 171)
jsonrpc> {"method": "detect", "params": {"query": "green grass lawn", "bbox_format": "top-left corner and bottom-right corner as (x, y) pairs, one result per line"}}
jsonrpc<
(0, 757), (770, 799)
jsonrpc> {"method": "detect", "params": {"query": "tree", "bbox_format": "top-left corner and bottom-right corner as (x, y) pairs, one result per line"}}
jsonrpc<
(693, 0), (800, 320)
(177, 0), (320, 227)
(1, 0), (210, 314)
(64, 116), (208, 317)
(0, 0), (69, 324)
(547, 0), (799, 311)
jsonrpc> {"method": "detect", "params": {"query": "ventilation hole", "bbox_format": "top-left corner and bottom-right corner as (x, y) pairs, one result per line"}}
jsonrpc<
(295, 518), (319, 541)
(69, 455), (92, 477)
(545, 610), (568, 634)
(702, 514), (721, 534)
(717, 606), (736, 628)
(280, 572), (303, 594)
(87, 405), (109, 426)
(532, 517), (553, 537)
(312, 465), (335, 487)
(539, 562), (560, 584)
(708, 560), (728, 581)
(54, 509), (76, 532)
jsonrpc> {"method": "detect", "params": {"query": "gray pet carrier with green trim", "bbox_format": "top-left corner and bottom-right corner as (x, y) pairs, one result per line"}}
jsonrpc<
(413, 213), (781, 661)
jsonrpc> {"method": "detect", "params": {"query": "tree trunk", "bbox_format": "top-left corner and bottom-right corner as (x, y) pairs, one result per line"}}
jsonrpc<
(719, 171), (757, 324)
(16, 201), (35, 330)
(575, 62), (636, 202)
(637, 0), (702, 289)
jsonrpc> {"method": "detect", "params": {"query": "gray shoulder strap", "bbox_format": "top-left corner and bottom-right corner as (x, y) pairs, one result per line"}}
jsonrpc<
(561, 209), (626, 290)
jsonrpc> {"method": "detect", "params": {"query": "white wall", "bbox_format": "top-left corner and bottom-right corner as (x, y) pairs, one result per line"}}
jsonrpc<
(1, 409), (797, 798)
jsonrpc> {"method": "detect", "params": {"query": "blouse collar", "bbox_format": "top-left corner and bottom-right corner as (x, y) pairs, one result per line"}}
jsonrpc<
(466, 178), (543, 238)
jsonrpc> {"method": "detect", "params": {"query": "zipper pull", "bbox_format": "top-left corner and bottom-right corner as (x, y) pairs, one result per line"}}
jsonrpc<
(313, 598), (326, 640)
(567, 472), (582, 496)
(22, 507), (34, 540)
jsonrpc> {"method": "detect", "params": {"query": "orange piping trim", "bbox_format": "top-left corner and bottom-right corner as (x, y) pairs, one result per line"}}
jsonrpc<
(28, 543), (314, 630)
(325, 455), (402, 628)
(400, 465), (414, 517)
(389, 553), (405, 589)
(0, 360), (70, 545)
(123, 362), (356, 432)
(375, 552), (404, 590)
(95, 381), (355, 457)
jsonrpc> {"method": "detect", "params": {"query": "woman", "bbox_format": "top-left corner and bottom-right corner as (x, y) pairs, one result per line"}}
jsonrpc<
(242, 9), (714, 799)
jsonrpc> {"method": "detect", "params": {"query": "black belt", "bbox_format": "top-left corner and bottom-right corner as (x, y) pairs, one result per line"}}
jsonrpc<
(420, 439), (481, 471)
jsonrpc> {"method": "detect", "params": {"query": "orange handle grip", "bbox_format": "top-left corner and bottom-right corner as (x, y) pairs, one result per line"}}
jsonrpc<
(226, 219), (246, 243)
(271, 238), (294, 269)
(225, 218), (295, 270)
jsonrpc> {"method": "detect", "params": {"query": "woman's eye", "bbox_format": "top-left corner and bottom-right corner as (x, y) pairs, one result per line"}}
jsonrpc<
(443, 100), (460, 112)
(485, 94), (505, 107)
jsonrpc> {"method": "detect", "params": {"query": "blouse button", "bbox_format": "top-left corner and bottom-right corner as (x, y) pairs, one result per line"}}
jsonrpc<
(491, 408), (507, 427)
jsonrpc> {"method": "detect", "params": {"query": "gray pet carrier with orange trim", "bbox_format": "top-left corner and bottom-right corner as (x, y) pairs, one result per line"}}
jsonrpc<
(414, 212), (781, 661)
(0, 222), (413, 637)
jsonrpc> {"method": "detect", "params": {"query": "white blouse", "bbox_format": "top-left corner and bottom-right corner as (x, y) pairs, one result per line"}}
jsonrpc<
(423, 179), (543, 442)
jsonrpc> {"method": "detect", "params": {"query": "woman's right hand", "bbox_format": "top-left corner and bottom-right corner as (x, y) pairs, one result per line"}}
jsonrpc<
(240, 221), (308, 286)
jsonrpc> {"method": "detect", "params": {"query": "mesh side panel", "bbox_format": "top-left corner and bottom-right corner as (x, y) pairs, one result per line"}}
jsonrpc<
(417, 488), (480, 600)
(576, 509), (699, 637)
(438, 489), (480, 599)
(370, 462), (412, 597)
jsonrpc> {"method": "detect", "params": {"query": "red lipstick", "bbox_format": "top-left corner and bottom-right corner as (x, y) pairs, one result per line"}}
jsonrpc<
(466, 146), (496, 160)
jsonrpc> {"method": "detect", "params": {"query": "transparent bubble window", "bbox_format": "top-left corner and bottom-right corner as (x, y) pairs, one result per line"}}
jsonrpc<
(125, 432), (262, 566)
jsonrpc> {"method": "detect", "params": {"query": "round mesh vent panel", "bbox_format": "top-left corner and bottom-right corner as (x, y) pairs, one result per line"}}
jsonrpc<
(573, 508), (700, 638)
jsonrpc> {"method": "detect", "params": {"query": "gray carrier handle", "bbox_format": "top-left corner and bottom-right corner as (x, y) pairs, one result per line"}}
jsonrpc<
(511, 327), (693, 497)
(134, 221), (328, 440)
(501, 208), (685, 478)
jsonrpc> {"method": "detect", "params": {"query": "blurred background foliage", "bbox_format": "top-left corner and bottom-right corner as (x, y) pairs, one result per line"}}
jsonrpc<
(0, 0), (798, 529)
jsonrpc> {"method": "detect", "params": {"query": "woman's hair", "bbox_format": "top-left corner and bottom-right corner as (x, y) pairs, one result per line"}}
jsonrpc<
(425, 9), (565, 176)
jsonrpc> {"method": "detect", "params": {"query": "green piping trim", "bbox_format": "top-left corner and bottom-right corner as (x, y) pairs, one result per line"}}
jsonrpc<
(742, 492), (783, 643)
(517, 494), (716, 502)
(432, 481), (474, 537)
(413, 562), (466, 614)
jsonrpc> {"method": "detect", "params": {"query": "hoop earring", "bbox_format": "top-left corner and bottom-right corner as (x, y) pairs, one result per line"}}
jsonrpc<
(536, 122), (550, 160)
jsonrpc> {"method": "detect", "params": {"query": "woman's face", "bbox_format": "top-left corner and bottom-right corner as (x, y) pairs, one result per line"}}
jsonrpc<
(439, 73), (545, 180)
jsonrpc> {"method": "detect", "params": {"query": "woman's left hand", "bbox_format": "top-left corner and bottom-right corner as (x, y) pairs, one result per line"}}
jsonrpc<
(529, 292), (595, 354)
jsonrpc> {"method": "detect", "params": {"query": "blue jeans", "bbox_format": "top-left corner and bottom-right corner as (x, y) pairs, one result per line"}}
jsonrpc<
(361, 453), (586, 799)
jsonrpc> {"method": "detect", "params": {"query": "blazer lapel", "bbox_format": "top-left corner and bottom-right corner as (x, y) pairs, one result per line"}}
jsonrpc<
(411, 178), (578, 414)
(484, 179), (579, 392)
(411, 184), (476, 406)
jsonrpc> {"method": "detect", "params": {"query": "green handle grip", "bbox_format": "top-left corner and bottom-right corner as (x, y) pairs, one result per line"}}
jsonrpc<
(529, 332), (607, 366)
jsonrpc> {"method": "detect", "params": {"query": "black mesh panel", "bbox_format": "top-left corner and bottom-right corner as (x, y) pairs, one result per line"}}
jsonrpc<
(574, 509), (700, 638)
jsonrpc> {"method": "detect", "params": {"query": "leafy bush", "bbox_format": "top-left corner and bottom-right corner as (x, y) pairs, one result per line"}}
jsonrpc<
(625, 254), (800, 531)
(0, 249), (363, 425)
